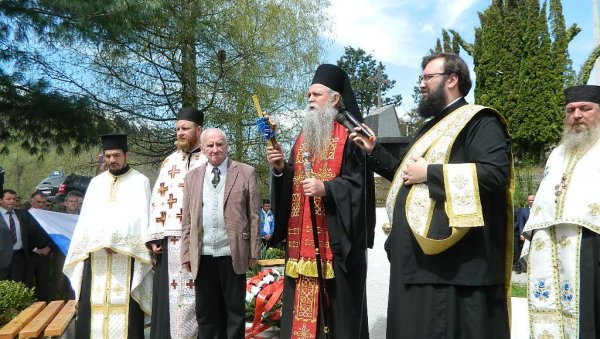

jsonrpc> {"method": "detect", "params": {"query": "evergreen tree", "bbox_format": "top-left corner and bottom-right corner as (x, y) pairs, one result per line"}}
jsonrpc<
(0, 0), (328, 169)
(336, 46), (400, 115)
(449, 0), (587, 163)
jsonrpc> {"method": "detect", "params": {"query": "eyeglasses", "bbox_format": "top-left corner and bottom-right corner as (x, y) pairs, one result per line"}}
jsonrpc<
(418, 72), (447, 83)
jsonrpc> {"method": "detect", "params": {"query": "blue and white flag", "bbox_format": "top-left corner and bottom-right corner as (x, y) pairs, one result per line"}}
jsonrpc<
(29, 209), (78, 256)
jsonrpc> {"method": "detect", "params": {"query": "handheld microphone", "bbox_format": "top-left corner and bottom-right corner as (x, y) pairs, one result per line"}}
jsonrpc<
(336, 111), (375, 142)
(335, 113), (356, 134)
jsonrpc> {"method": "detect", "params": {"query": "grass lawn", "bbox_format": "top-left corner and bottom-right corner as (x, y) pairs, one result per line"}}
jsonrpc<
(512, 283), (527, 298)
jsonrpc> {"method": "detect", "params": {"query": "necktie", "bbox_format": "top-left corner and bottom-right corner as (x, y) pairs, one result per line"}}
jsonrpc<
(212, 167), (220, 188)
(7, 211), (16, 244)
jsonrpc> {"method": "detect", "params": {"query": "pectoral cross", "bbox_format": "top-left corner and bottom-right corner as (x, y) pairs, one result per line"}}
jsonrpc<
(554, 174), (568, 203)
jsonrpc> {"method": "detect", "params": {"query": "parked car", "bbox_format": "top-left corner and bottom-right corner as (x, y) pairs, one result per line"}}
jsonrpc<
(35, 175), (66, 202)
(55, 174), (92, 201)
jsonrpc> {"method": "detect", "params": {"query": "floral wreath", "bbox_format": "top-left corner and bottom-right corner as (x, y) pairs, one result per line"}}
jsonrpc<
(245, 268), (284, 338)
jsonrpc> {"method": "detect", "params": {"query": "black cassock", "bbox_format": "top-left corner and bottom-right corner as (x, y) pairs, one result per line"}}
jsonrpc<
(368, 98), (512, 339)
(570, 228), (600, 338)
(148, 238), (170, 339)
(270, 135), (376, 339)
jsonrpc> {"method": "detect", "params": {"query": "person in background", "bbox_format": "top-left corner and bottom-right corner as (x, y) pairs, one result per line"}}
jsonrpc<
(259, 199), (275, 247)
(514, 194), (534, 274)
(1, 189), (50, 284)
(51, 190), (82, 300)
(26, 191), (52, 301)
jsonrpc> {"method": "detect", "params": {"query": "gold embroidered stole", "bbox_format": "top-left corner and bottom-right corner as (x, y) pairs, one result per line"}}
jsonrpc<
(528, 225), (581, 339)
(285, 123), (346, 279)
(90, 251), (132, 338)
(287, 123), (346, 339)
(385, 105), (488, 254)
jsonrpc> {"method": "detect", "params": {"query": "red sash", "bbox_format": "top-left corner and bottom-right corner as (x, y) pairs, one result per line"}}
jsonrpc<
(287, 123), (347, 338)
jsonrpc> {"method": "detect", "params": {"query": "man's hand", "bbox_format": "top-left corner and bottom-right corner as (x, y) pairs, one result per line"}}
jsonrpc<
(302, 178), (325, 197)
(519, 235), (525, 241)
(264, 234), (272, 241)
(36, 246), (51, 256)
(182, 262), (191, 272)
(104, 247), (117, 255)
(266, 145), (285, 172)
(349, 124), (377, 153)
(150, 243), (163, 254)
(403, 157), (428, 185)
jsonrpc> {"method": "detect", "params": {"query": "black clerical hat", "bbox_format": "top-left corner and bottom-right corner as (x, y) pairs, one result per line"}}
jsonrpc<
(177, 107), (204, 126)
(564, 85), (600, 105)
(100, 134), (128, 152)
(311, 64), (362, 122)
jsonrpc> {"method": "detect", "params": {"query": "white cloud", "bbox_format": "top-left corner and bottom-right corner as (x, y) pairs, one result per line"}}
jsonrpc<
(433, 0), (481, 28)
(325, 0), (482, 70)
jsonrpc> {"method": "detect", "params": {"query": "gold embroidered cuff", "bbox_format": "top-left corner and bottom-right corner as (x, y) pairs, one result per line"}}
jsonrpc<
(443, 163), (484, 228)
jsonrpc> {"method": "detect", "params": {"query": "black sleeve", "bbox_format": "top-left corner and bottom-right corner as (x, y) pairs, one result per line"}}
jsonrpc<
(365, 143), (402, 181)
(269, 158), (295, 247)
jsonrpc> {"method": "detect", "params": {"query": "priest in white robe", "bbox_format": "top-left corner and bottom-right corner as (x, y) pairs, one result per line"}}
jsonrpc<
(145, 107), (206, 339)
(64, 133), (153, 339)
(524, 85), (600, 339)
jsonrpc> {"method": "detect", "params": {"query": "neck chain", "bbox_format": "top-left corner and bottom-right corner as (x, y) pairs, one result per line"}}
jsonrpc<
(554, 148), (585, 215)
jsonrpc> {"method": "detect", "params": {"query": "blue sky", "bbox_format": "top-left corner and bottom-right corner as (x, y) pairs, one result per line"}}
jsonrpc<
(322, 0), (597, 114)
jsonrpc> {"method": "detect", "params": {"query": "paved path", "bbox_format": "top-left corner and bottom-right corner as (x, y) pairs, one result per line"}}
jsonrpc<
(367, 208), (531, 338)
(248, 209), (532, 339)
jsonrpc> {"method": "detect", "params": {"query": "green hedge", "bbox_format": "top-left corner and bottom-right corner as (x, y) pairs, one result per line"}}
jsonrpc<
(0, 280), (36, 326)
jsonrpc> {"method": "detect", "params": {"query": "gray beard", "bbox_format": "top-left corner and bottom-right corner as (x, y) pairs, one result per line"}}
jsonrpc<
(302, 104), (338, 158)
(560, 123), (600, 154)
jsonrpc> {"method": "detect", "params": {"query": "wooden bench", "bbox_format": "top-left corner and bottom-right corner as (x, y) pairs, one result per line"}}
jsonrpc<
(0, 300), (76, 339)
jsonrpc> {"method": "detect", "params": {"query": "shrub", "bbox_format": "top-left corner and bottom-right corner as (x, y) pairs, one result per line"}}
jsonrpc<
(0, 280), (36, 326)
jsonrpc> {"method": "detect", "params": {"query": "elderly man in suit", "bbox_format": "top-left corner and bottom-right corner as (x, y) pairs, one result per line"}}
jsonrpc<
(1, 189), (50, 283)
(181, 128), (260, 339)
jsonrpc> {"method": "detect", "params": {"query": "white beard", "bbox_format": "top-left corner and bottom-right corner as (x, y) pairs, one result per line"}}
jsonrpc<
(560, 122), (600, 154)
(302, 103), (338, 158)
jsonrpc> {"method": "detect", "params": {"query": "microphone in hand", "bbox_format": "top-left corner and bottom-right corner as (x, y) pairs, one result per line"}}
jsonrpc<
(335, 112), (375, 142)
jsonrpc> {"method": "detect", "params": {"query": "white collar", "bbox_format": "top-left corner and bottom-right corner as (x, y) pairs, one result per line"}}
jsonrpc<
(208, 157), (228, 175)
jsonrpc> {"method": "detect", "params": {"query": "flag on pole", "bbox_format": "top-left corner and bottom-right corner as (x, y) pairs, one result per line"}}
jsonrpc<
(29, 209), (78, 256)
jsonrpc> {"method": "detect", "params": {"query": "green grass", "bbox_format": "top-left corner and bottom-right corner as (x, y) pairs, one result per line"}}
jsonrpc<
(511, 283), (527, 298)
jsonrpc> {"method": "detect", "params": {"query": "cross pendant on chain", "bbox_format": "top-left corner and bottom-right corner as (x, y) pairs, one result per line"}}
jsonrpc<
(554, 174), (567, 203)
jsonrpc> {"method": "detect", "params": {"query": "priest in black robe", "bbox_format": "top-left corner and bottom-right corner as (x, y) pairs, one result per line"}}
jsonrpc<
(350, 52), (513, 339)
(267, 64), (376, 339)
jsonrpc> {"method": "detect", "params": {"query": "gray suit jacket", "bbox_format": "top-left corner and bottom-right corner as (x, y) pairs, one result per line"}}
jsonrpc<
(0, 215), (13, 269)
(180, 159), (260, 277)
